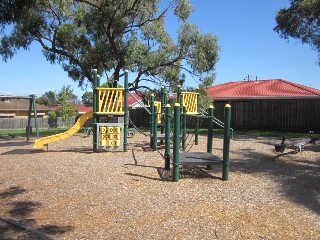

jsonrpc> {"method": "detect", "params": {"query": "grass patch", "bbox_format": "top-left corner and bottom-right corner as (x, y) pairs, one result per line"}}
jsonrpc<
(0, 128), (70, 138)
(187, 128), (319, 139)
(0, 127), (318, 140)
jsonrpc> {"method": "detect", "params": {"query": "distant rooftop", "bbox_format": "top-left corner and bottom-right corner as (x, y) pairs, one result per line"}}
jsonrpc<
(208, 79), (320, 100)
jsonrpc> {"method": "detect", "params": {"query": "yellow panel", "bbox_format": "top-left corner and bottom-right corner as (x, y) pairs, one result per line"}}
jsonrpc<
(100, 126), (107, 133)
(181, 92), (199, 114)
(100, 139), (108, 146)
(114, 127), (121, 134)
(107, 133), (113, 140)
(107, 127), (114, 133)
(114, 140), (121, 146)
(96, 88), (124, 114)
(154, 101), (162, 123)
(107, 140), (114, 146)
(114, 133), (121, 140)
(100, 133), (107, 140)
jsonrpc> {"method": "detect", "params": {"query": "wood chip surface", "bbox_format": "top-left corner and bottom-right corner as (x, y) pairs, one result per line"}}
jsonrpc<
(0, 132), (319, 239)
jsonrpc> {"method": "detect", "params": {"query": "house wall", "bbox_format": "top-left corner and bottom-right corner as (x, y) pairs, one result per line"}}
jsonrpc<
(213, 98), (320, 132)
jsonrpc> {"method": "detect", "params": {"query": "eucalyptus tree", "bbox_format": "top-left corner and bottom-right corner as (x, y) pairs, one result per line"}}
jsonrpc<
(274, 0), (320, 63)
(0, 0), (219, 90)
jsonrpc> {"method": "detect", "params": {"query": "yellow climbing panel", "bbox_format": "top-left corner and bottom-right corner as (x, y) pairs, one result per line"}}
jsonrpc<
(99, 126), (122, 147)
(96, 87), (124, 115)
(181, 92), (199, 114)
(154, 101), (162, 123)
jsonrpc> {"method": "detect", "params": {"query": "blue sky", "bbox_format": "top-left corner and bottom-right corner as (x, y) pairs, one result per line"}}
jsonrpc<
(1, 0), (320, 99)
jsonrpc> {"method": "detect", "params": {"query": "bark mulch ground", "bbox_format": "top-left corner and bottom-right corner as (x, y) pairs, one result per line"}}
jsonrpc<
(0, 133), (319, 239)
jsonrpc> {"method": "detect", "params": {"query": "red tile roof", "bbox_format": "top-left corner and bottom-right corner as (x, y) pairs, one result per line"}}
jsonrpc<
(128, 92), (143, 106)
(208, 79), (320, 100)
(77, 105), (93, 113)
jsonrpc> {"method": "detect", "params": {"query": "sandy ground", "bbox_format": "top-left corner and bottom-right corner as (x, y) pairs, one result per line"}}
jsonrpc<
(0, 132), (319, 239)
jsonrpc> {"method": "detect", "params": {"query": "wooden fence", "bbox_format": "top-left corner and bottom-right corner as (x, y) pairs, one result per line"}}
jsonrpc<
(128, 98), (320, 132)
(213, 98), (320, 132)
(0, 117), (76, 130)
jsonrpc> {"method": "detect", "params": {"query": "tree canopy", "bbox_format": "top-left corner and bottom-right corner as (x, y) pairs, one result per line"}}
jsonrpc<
(36, 90), (57, 107)
(54, 85), (78, 123)
(274, 0), (320, 63)
(0, 0), (220, 91)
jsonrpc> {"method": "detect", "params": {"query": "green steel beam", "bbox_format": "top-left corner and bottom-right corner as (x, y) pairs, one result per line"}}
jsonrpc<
(165, 104), (171, 170)
(222, 104), (231, 181)
(172, 103), (181, 182)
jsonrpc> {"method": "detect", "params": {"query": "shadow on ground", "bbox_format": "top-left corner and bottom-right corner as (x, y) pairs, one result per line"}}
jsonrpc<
(0, 186), (74, 239)
(230, 138), (320, 214)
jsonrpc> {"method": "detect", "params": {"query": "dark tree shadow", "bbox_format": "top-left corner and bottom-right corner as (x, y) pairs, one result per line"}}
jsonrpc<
(127, 149), (222, 181)
(0, 186), (74, 239)
(231, 141), (320, 214)
(0, 187), (27, 199)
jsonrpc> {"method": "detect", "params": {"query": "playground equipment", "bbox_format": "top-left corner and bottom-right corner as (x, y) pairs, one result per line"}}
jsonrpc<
(0, 94), (39, 141)
(34, 112), (93, 148)
(92, 69), (129, 152)
(275, 131), (316, 153)
(34, 70), (129, 152)
(149, 85), (233, 152)
(164, 103), (232, 182)
(149, 85), (201, 150)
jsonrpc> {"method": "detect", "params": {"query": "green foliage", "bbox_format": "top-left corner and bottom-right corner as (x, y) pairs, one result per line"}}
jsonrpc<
(55, 103), (78, 123)
(48, 111), (57, 128)
(48, 111), (56, 118)
(36, 90), (57, 107)
(197, 87), (213, 111)
(82, 91), (93, 107)
(0, 0), (220, 91)
(57, 85), (78, 104)
(0, 0), (35, 24)
(274, 0), (320, 63)
(54, 85), (78, 124)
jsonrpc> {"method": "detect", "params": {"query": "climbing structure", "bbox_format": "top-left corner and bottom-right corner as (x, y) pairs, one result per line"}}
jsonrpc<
(92, 69), (129, 152)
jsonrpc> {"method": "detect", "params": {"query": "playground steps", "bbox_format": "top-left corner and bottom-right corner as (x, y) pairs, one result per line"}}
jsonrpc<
(174, 152), (222, 166)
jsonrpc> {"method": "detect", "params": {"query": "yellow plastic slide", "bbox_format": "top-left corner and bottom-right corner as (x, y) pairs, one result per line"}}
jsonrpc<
(34, 111), (93, 148)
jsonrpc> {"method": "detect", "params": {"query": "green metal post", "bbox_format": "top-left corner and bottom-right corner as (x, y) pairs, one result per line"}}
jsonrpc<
(123, 70), (129, 152)
(93, 69), (98, 152)
(207, 105), (214, 170)
(207, 105), (214, 153)
(172, 103), (181, 182)
(161, 86), (165, 114)
(32, 94), (39, 139)
(177, 85), (182, 105)
(165, 104), (171, 170)
(27, 98), (32, 141)
(195, 118), (199, 145)
(195, 87), (200, 145)
(182, 105), (187, 151)
(150, 94), (155, 148)
(160, 86), (165, 143)
(222, 104), (231, 181)
(153, 105), (158, 151)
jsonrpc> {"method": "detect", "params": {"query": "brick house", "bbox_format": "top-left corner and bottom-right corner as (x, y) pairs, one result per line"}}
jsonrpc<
(0, 97), (51, 118)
